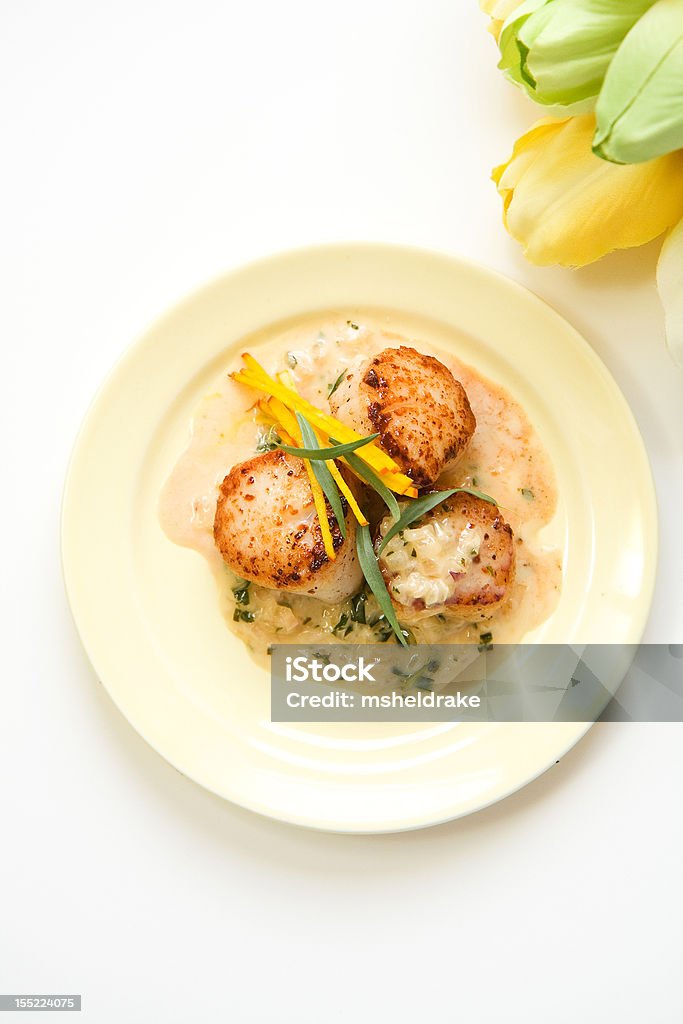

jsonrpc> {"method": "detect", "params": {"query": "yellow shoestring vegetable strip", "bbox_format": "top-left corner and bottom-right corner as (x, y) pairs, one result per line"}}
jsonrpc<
(265, 393), (369, 529)
(244, 359), (418, 497)
(323, 462), (367, 526)
(267, 377), (369, 528)
(305, 464), (337, 562)
(235, 371), (417, 496)
(275, 369), (294, 389)
(259, 395), (337, 561)
(234, 366), (371, 453)
(233, 354), (416, 493)
(236, 367), (394, 467)
(257, 401), (295, 445)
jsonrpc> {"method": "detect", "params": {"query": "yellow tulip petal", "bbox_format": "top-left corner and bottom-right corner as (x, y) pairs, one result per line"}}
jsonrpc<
(657, 215), (683, 368)
(479, 0), (527, 41)
(493, 114), (683, 267)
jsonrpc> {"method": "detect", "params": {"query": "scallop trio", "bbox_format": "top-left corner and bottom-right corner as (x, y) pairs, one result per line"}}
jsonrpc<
(214, 345), (515, 623)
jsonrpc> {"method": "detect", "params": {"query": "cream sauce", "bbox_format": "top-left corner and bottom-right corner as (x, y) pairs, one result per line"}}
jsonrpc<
(159, 313), (562, 661)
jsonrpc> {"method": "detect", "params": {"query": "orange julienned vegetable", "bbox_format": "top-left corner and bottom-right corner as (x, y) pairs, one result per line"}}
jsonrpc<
(233, 354), (417, 497)
(260, 396), (337, 561)
(264, 396), (369, 528)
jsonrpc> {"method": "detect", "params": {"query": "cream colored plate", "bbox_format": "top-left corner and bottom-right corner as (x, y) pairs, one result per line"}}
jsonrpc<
(62, 244), (657, 832)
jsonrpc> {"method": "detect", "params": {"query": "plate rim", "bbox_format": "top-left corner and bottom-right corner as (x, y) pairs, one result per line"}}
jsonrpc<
(61, 241), (658, 833)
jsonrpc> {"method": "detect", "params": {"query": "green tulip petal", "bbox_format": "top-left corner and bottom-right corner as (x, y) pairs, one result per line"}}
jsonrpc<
(520, 0), (655, 105)
(657, 216), (683, 367)
(594, 0), (683, 164)
(500, 0), (655, 107)
(498, 0), (548, 86)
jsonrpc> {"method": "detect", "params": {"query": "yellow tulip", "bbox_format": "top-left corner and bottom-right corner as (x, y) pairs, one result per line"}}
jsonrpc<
(492, 114), (683, 266)
(479, 0), (528, 41)
(657, 215), (683, 367)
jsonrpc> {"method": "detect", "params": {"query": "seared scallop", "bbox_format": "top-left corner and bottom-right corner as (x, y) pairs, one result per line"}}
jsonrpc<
(376, 493), (515, 621)
(214, 450), (363, 602)
(329, 346), (475, 488)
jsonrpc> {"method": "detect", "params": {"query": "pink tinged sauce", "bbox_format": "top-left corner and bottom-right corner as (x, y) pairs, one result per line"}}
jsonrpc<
(159, 314), (562, 660)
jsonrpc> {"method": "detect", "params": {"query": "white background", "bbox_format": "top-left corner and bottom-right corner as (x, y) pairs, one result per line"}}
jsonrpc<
(2, 2), (682, 1021)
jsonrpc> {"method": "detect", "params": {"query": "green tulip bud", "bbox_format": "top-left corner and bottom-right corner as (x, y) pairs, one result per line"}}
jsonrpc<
(499, 0), (656, 107)
(498, 0), (547, 88)
(594, 0), (683, 163)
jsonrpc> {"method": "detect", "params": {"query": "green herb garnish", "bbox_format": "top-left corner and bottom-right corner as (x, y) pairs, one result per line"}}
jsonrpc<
(350, 589), (368, 624)
(277, 431), (379, 461)
(414, 676), (434, 691)
(356, 524), (407, 646)
(327, 370), (347, 397)
(391, 657), (435, 689)
(377, 487), (497, 554)
(233, 608), (255, 623)
(296, 414), (346, 539)
(338, 445), (400, 520)
(347, 320), (359, 330)
(232, 579), (251, 605)
(478, 631), (493, 651)
(370, 617), (394, 642)
(256, 426), (281, 453)
(333, 612), (349, 634)
(458, 487), (497, 504)
(520, 487), (535, 500)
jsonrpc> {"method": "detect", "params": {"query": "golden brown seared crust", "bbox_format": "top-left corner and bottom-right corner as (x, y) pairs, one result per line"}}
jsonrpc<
(377, 493), (515, 621)
(213, 450), (363, 602)
(443, 494), (515, 617)
(329, 346), (476, 488)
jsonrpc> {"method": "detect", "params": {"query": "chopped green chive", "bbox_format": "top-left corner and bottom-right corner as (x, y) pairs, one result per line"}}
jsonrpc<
(327, 370), (347, 397)
(356, 524), (407, 646)
(378, 487), (497, 555)
(336, 445), (401, 520)
(232, 579), (251, 605)
(297, 414), (346, 539)
(256, 426), (280, 453)
(478, 631), (493, 651)
(333, 612), (349, 634)
(350, 589), (368, 624)
(277, 432), (378, 461)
